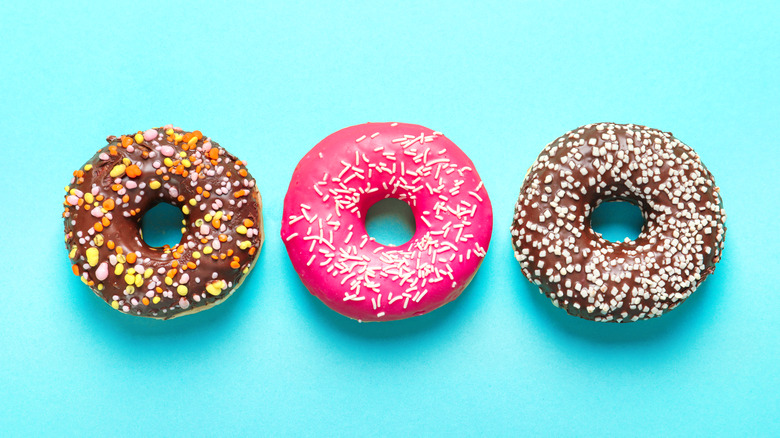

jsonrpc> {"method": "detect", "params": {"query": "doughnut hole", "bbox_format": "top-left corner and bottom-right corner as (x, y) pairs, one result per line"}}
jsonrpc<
(365, 198), (416, 246)
(140, 202), (186, 248)
(590, 199), (645, 242)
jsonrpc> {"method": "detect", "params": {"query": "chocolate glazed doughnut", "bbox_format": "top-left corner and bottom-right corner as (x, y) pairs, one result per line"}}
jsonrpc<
(511, 123), (726, 322)
(63, 126), (264, 319)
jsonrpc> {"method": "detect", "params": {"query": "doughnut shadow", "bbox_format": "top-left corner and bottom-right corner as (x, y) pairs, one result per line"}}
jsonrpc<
(290, 250), (489, 341)
(62, 244), (262, 346)
(510, 239), (723, 346)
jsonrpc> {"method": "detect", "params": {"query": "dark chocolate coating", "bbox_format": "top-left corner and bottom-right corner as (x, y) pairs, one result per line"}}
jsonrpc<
(63, 127), (264, 319)
(511, 123), (726, 322)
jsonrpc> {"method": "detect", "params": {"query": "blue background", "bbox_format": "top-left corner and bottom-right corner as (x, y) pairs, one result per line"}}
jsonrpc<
(1, 1), (778, 436)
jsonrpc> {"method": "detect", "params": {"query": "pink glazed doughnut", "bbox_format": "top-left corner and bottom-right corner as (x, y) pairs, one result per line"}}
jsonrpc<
(281, 122), (493, 321)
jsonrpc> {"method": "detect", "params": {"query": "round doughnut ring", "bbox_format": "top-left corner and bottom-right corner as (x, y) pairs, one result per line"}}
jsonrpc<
(282, 122), (493, 321)
(63, 125), (264, 319)
(511, 123), (726, 322)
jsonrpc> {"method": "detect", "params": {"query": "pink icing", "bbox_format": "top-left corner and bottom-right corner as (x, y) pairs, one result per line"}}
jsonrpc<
(281, 122), (493, 321)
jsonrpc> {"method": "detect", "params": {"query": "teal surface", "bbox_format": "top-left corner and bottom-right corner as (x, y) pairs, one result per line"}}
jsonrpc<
(1, 1), (777, 436)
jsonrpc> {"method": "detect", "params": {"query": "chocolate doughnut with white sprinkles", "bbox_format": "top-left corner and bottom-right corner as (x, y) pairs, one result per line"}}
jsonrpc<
(63, 125), (264, 319)
(511, 123), (726, 322)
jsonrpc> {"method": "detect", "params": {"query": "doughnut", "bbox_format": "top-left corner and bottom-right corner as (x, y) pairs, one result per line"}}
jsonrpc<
(281, 122), (493, 321)
(63, 125), (264, 319)
(511, 123), (726, 322)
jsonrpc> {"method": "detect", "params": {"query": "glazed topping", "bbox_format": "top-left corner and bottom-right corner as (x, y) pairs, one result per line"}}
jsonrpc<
(282, 122), (493, 321)
(511, 123), (726, 322)
(63, 125), (263, 318)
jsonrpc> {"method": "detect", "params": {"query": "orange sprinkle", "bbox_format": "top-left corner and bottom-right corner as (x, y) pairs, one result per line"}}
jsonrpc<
(239, 169), (248, 177)
(226, 171), (232, 177)
(126, 252), (137, 264)
(177, 195), (185, 202)
(122, 194), (130, 204)
(121, 136), (133, 148)
(227, 249), (234, 257)
(111, 184), (123, 192)
(207, 148), (219, 160)
(72, 265), (80, 276)
(230, 261), (240, 269)
(196, 186), (203, 194)
(126, 164), (142, 178)
(193, 130), (203, 140)
(155, 287), (162, 293)
(248, 247), (256, 256)
(202, 191), (210, 198)
(167, 269), (177, 278)
(142, 297), (150, 306)
(109, 145), (118, 155)
(171, 261), (179, 268)
(218, 234), (227, 242)
(243, 219), (254, 227)
(103, 199), (115, 211)
(101, 216), (110, 227)
(96, 195), (104, 201)
(172, 252), (181, 259)
(107, 240), (115, 250)
(94, 222), (103, 232)
(233, 190), (246, 198)
(212, 255), (219, 260)
(186, 261), (197, 269)
(211, 219), (220, 229)
(115, 246), (123, 255)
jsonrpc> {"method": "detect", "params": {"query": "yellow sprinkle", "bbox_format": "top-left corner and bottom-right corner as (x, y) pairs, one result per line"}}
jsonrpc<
(84, 193), (94, 204)
(204, 214), (212, 222)
(144, 268), (153, 278)
(182, 158), (191, 168)
(124, 273), (135, 285)
(64, 186), (70, 192)
(203, 246), (213, 255)
(122, 157), (132, 165)
(187, 136), (198, 146)
(165, 128), (174, 135)
(214, 211), (223, 221)
(236, 225), (247, 235)
(189, 198), (197, 206)
(69, 188), (78, 196)
(174, 134), (183, 143)
(242, 267), (249, 274)
(149, 180), (161, 190)
(182, 205), (190, 215)
(238, 241), (252, 250)
(127, 268), (136, 275)
(205, 283), (221, 296)
(81, 277), (89, 285)
(114, 263), (124, 275)
(125, 286), (135, 294)
(84, 164), (93, 171)
(86, 247), (99, 267)
(109, 164), (126, 178)
(69, 247), (77, 259)
(192, 251), (201, 259)
(195, 219), (204, 227)
(179, 151), (186, 158)
(97, 284), (104, 290)
(134, 133), (144, 143)
(134, 274), (143, 287)
(181, 227), (187, 234)
(164, 158), (173, 167)
(116, 254), (126, 264)
(152, 296), (161, 304)
(164, 276), (173, 286)
(94, 234), (104, 247)
(177, 285), (188, 296)
(111, 300), (119, 309)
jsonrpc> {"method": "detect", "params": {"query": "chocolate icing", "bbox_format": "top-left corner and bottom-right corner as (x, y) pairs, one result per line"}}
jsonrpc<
(511, 123), (726, 322)
(63, 126), (264, 319)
